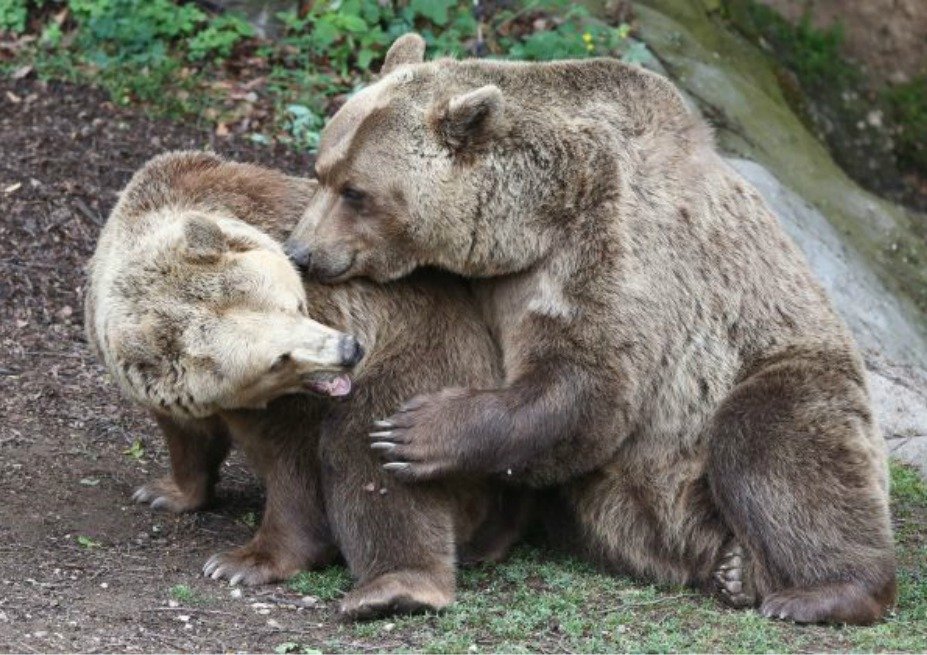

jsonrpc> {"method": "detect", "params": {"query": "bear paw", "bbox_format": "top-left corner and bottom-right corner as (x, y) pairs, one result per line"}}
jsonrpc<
(760, 582), (885, 625)
(202, 546), (300, 587)
(339, 570), (454, 620)
(714, 543), (756, 609)
(132, 477), (211, 513)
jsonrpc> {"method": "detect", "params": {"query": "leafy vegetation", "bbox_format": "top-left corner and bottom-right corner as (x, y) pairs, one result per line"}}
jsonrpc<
(0, 0), (649, 150)
(0, 0), (35, 34)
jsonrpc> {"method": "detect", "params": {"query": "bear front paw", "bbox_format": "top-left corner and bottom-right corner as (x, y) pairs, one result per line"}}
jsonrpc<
(132, 477), (211, 513)
(202, 546), (299, 587)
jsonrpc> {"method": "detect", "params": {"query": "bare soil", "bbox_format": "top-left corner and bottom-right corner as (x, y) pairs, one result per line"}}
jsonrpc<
(0, 75), (332, 653)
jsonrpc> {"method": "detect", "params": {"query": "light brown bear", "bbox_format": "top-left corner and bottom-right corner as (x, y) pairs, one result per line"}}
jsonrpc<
(86, 153), (361, 417)
(286, 34), (896, 624)
(86, 151), (527, 618)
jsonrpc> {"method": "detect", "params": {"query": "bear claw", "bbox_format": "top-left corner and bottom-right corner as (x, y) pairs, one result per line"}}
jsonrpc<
(132, 478), (210, 513)
(713, 543), (756, 609)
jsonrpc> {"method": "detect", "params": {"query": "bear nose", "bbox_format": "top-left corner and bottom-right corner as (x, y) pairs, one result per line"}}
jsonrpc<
(338, 335), (365, 368)
(284, 240), (312, 272)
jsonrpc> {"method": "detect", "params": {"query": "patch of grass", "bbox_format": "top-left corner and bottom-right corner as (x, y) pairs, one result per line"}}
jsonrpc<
(300, 460), (927, 653)
(168, 583), (203, 605)
(289, 566), (352, 602)
(238, 511), (258, 529)
(891, 460), (927, 508)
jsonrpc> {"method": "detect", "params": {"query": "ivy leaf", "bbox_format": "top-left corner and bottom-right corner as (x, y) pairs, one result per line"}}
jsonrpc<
(338, 14), (368, 34)
(410, 0), (456, 27)
(356, 48), (376, 70)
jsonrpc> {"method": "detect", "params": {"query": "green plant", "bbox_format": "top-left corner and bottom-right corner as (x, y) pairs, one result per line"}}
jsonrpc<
(0, 0), (33, 34)
(3, 0), (651, 153)
(76, 535), (101, 549)
(276, 0), (478, 77)
(497, 3), (639, 62)
(284, 103), (326, 151)
(123, 438), (145, 460)
(168, 583), (204, 604)
(187, 12), (252, 61)
(731, 1), (858, 88)
(69, 0), (205, 66)
(884, 77), (927, 172)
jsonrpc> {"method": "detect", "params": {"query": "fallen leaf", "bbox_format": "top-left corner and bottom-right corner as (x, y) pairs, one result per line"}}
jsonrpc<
(3, 182), (22, 194)
(11, 65), (32, 80)
(5, 91), (21, 104)
(215, 122), (230, 137)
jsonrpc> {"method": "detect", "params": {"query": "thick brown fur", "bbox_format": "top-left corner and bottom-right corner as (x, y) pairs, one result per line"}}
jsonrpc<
(287, 35), (896, 624)
(90, 152), (524, 618)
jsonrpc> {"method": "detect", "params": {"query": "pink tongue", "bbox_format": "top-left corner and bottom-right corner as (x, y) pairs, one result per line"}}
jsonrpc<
(307, 374), (352, 397)
(328, 374), (352, 397)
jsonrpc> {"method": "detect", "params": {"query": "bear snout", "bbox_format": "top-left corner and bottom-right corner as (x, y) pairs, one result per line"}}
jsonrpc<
(338, 335), (365, 367)
(284, 239), (312, 272)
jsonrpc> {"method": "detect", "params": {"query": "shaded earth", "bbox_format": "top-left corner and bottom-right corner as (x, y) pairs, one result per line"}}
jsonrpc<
(0, 76), (332, 652)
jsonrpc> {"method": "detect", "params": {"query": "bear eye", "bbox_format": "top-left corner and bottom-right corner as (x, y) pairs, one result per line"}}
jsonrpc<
(340, 186), (366, 204)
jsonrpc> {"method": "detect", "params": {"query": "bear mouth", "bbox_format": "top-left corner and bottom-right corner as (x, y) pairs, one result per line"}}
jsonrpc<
(303, 372), (353, 398)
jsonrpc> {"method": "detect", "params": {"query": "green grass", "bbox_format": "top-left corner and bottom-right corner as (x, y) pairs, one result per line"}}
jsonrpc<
(280, 461), (927, 653)
(289, 566), (353, 602)
(168, 583), (205, 605)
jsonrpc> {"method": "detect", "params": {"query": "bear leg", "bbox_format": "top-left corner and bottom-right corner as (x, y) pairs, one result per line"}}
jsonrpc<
(321, 423), (459, 620)
(555, 452), (734, 590)
(203, 402), (337, 585)
(133, 413), (231, 513)
(707, 353), (896, 625)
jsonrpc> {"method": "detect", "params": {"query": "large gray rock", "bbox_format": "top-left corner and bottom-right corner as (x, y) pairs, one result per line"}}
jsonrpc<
(731, 158), (927, 474)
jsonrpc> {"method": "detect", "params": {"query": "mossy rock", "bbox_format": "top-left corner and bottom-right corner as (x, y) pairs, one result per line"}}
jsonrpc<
(629, 0), (927, 336)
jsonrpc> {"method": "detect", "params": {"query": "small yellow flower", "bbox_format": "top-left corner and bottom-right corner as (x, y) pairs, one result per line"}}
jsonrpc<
(582, 32), (594, 44)
(586, 43), (595, 52)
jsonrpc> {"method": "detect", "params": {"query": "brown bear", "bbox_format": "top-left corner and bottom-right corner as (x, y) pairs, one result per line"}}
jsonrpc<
(285, 34), (896, 624)
(85, 153), (361, 418)
(86, 151), (527, 617)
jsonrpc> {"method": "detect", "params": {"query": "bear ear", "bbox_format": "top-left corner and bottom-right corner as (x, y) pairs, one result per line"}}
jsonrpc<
(431, 85), (504, 151)
(182, 214), (227, 263)
(381, 33), (426, 75)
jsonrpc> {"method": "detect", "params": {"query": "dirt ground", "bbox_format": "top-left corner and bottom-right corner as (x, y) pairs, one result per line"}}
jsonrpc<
(0, 75), (332, 652)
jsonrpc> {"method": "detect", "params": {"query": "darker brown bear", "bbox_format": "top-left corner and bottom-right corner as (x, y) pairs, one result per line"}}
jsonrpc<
(102, 152), (525, 618)
(287, 34), (896, 624)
